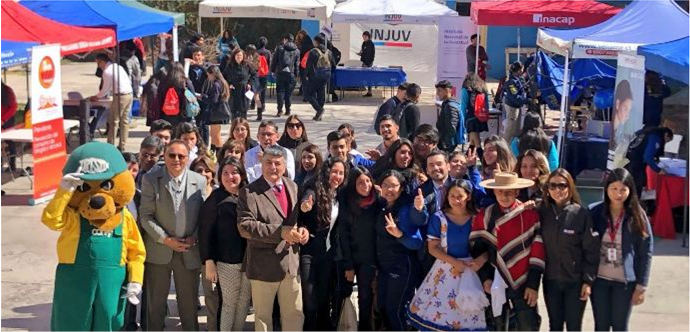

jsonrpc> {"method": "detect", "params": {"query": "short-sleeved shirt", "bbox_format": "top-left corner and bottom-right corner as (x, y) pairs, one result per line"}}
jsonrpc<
(427, 212), (472, 259)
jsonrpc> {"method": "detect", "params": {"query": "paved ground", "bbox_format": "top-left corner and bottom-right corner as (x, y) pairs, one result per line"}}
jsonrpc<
(1, 62), (688, 331)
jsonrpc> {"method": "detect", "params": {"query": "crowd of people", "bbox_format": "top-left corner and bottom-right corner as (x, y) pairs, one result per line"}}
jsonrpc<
(110, 55), (658, 331)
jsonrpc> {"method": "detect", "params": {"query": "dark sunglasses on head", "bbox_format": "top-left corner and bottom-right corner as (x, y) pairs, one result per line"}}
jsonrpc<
(287, 122), (302, 129)
(167, 153), (188, 160)
(547, 182), (569, 190)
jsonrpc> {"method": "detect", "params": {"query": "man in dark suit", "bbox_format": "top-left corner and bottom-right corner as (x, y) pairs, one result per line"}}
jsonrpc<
(139, 139), (207, 331)
(237, 145), (309, 331)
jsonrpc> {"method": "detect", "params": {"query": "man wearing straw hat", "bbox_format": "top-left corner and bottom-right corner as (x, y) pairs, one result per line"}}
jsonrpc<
(469, 172), (545, 331)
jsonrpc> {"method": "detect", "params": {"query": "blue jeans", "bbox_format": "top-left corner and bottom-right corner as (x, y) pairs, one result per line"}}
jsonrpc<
(378, 254), (420, 331)
(276, 73), (296, 113)
(591, 278), (635, 331)
(305, 77), (328, 114)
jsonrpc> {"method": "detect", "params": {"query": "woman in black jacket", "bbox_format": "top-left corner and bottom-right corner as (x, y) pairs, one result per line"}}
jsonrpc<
(335, 166), (379, 331)
(201, 65), (231, 151)
(298, 158), (349, 331)
(198, 157), (250, 331)
(589, 168), (653, 332)
(222, 48), (256, 119)
(538, 168), (600, 331)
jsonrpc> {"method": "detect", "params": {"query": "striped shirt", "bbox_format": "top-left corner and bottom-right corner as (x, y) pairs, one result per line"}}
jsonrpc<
(470, 201), (546, 290)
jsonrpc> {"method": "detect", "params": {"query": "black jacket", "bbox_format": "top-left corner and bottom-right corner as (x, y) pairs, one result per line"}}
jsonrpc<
(374, 96), (401, 135)
(336, 194), (379, 270)
(503, 75), (528, 108)
(223, 62), (256, 89)
(305, 45), (336, 80)
(590, 203), (653, 287)
(360, 40), (375, 66)
(271, 42), (300, 76)
(396, 101), (420, 140)
(436, 99), (460, 153)
(198, 188), (246, 264)
(298, 187), (339, 258)
(188, 62), (209, 94)
(538, 201), (600, 284)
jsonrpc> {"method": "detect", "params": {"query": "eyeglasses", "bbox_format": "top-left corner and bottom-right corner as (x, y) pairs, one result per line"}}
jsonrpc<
(415, 138), (436, 146)
(167, 153), (188, 160)
(381, 183), (401, 190)
(140, 152), (159, 160)
(547, 182), (569, 191)
(287, 123), (302, 129)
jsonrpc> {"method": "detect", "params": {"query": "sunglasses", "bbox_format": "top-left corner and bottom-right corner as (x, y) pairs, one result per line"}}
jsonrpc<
(167, 153), (188, 160)
(547, 182), (569, 191)
(287, 122), (302, 129)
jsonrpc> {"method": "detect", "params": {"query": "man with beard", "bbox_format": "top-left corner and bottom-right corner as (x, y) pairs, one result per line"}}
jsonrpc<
(367, 115), (400, 160)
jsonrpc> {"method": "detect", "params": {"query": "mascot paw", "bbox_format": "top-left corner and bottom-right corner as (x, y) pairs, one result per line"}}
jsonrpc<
(122, 282), (142, 305)
(60, 168), (84, 191)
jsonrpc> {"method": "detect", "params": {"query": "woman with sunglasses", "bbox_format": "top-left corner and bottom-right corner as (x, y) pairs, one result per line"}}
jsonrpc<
(190, 156), (217, 199)
(537, 168), (600, 331)
(278, 115), (310, 170)
(375, 170), (423, 331)
(229, 118), (258, 150)
(590, 168), (653, 331)
(198, 157), (251, 331)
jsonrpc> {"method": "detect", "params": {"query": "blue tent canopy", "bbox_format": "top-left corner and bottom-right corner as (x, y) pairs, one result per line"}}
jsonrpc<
(20, 0), (174, 41)
(536, 51), (616, 109)
(638, 37), (689, 85)
(1, 40), (38, 68)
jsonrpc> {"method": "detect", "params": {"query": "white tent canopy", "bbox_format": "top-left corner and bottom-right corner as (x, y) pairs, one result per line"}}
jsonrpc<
(537, 0), (689, 59)
(332, 0), (457, 25)
(198, 0), (336, 21)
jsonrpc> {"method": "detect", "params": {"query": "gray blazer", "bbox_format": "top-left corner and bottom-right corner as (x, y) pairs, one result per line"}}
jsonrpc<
(237, 176), (299, 282)
(139, 166), (207, 269)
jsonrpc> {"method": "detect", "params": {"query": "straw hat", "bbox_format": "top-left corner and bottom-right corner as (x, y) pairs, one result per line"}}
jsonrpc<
(479, 171), (534, 190)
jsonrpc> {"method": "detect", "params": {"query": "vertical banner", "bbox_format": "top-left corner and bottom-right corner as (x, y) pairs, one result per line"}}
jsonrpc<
(437, 17), (477, 94)
(611, 53), (645, 166)
(350, 23), (439, 87)
(30, 45), (66, 204)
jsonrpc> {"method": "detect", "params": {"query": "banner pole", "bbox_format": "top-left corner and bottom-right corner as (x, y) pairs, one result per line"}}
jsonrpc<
(556, 50), (570, 158)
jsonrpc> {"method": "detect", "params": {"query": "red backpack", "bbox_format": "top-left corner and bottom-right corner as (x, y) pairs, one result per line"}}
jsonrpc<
(162, 88), (180, 116)
(473, 92), (489, 122)
(258, 55), (269, 77)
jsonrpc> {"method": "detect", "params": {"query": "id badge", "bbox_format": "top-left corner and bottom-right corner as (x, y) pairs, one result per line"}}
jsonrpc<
(607, 248), (617, 262)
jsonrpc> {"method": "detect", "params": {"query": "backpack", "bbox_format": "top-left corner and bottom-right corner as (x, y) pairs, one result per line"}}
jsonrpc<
(282, 48), (297, 73)
(473, 92), (489, 122)
(258, 55), (269, 77)
(314, 48), (331, 69)
(184, 89), (200, 117)
(300, 52), (309, 69)
(391, 100), (412, 125)
(162, 87), (180, 116)
(448, 100), (465, 145)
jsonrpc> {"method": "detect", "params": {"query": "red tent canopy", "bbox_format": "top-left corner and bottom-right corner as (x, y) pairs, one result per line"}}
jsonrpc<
(1, 1), (115, 55)
(471, 0), (621, 27)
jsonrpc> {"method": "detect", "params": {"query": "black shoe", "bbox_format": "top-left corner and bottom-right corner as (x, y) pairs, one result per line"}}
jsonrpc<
(256, 115), (263, 121)
(276, 110), (283, 117)
(363, 92), (373, 97)
(285, 109), (291, 116)
(313, 110), (324, 121)
(331, 94), (339, 102)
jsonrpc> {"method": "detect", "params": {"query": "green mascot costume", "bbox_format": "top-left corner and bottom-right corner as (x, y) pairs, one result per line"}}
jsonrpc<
(42, 142), (145, 331)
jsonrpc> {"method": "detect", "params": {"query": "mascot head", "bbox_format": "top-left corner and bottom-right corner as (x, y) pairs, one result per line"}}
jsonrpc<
(63, 142), (135, 231)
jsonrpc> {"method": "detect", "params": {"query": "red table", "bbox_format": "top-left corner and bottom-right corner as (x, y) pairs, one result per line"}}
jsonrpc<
(647, 167), (688, 239)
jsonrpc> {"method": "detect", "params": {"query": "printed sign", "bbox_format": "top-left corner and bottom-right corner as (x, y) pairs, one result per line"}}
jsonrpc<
(610, 53), (645, 167)
(437, 16), (477, 90)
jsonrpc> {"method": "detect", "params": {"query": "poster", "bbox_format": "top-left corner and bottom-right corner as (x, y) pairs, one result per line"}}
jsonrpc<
(436, 17), (477, 96)
(611, 53), (645, 167)
(30, 44), (66, 204)
(349, 23), (439, 87)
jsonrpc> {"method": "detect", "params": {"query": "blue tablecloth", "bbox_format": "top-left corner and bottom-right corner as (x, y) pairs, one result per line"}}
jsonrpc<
(333, 67), (407, 88)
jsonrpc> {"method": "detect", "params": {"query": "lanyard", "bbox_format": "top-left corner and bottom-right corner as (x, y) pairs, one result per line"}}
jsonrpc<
(608, 211), (625, 243)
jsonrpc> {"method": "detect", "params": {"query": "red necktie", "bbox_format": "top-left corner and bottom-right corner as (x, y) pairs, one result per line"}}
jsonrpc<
(273, 184), (289, 217)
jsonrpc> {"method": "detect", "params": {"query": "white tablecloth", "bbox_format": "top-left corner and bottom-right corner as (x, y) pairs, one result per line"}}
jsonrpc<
(1, 119), (80, 142)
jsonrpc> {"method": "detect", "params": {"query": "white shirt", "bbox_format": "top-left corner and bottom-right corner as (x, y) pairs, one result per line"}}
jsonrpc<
(96, 62), (133, 98)
(245, 145), (296, 183)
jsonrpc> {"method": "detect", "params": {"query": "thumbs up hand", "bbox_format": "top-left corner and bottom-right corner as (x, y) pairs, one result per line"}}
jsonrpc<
(300, 194), (314, 213)
(414, 188), (425, 212)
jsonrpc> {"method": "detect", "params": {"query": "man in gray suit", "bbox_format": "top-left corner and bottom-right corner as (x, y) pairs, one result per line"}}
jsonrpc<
(139, 139), (207, 331)
(238, 145), (309, 331)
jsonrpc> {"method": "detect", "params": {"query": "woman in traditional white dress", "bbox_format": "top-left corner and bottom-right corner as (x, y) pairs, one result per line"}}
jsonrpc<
(408, 179), (489, 331)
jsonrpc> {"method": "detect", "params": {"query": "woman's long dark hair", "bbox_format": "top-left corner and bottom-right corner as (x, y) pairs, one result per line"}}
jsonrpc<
(218, 156), (248, 191)
(298, 143), (323, 175)
(163, 62), (187, 90)
(174, 122), (210, 158)
(311, 157), (348, 228)
(344, 166), (376, 215)
(441, 179), (478, 215)
(371, 138), (416, 179)
(206, 65), (230, 102)
(604, 168), (648, 238)
(518, 112), (551, 156)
